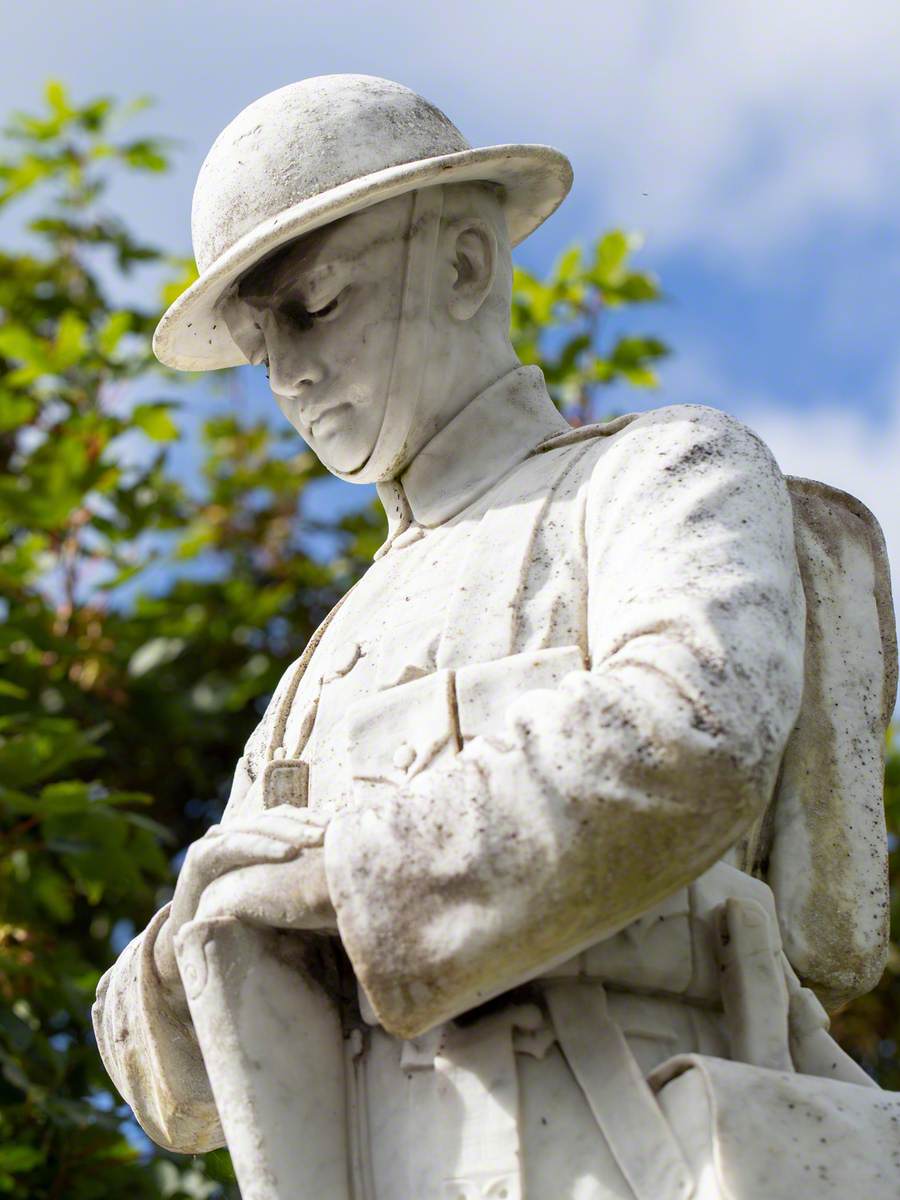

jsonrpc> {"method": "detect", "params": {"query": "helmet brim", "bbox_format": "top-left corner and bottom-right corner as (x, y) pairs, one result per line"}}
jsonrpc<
(152, 143), (572, 372)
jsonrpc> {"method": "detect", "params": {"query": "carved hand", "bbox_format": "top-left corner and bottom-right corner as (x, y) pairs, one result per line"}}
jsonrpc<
(154, 806), (337, 990)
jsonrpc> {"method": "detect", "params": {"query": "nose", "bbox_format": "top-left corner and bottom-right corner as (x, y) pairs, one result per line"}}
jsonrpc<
(265, 317), (325, 398)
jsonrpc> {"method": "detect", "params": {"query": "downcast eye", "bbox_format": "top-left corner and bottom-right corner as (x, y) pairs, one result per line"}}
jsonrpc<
(279, 287), (345, 329)
(309, 287), (347, 320)
(310, 297), (338, 318)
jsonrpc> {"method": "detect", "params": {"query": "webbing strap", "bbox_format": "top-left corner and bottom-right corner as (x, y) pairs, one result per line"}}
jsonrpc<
(265, 580), (358, 761)
(431, 1011), (534, 1200)
(339, 186), (445, 485)
(545, 982), (693, 1200)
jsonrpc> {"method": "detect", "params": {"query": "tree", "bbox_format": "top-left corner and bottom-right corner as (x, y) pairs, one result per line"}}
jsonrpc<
(0, 82), (894, 1199)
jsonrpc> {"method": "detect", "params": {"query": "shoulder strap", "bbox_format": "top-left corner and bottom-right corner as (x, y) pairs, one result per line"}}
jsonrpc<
(535, 412), (641, 453)
(265, 581), (360, 760)
(546, 982), (693, 1200)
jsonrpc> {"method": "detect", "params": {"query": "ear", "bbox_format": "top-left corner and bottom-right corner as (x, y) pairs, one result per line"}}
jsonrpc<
(446, 218), (497, 321)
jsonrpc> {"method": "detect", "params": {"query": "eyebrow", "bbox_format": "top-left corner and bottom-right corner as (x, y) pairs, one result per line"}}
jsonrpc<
(238, 239), (346, 305)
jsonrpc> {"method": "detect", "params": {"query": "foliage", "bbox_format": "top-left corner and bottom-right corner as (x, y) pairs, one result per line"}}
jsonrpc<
(511, 231), (667, 421)
(0, 80), (248, 1200)
(0, 80), (894, 1199)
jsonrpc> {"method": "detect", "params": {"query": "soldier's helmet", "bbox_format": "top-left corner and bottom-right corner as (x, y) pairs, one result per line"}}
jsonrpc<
(153, 74), (572, 373)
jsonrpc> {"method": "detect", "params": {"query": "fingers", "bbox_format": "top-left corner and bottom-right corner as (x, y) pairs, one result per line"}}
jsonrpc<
(262, 804), (329, 827)
(172, 830), (300, 935)
(152, 913), (180, 991)
(170, 808), (330, 938)
(204, 805), (327, 848)
(194, 854), (337, 933)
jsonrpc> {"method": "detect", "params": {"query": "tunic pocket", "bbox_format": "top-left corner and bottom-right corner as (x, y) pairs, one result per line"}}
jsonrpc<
(455, 645), (586, 742)
(346, 669), (460, 786)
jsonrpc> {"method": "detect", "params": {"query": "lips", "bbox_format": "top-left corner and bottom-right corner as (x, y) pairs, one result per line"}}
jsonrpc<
(307, 401), (351, 433)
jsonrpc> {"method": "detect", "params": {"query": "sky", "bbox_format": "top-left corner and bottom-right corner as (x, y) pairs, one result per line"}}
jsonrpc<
(4, 0), (900, 582)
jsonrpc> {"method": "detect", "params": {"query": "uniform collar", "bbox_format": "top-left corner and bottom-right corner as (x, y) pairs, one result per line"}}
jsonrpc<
(375, 366), (569, 551)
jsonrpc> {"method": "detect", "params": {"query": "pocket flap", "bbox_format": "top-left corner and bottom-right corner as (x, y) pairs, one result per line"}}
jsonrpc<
(455, 645), (586, 742)
(346, 669), (459, 785)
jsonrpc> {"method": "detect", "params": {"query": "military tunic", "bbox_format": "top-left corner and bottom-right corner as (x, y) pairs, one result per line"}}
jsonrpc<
(95, 366), (807, 1198)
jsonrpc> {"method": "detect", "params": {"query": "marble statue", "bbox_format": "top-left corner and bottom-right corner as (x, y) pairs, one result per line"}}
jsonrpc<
(93, 75), (900, 1200)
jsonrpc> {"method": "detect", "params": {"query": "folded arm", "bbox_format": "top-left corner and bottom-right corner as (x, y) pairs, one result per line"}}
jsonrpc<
(325, 405), (806, 1037)
(92, 905), (224, 1153)
(92, 765), (334, 1150)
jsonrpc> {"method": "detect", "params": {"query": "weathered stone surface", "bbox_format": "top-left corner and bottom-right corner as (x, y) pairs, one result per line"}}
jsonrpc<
(94, 74), (898, 1200)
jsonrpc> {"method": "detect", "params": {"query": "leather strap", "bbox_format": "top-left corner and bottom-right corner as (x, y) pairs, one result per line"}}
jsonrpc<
(265, 580), (359, 761)
(431, 1008), (541, 1200)
(545, 982), (693, 1200)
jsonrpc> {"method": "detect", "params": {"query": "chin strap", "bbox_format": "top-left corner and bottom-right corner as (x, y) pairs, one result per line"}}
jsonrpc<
(335, 186), (445, 485)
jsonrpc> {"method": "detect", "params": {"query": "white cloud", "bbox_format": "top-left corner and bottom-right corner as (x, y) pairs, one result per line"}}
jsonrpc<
(6, 0), (900, 267)
(371, 0), (900, 266)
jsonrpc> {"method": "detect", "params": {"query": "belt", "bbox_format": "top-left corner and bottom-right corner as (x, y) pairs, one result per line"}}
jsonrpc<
(393, 984), (694, 1200)
(546, 982), (693, 1200)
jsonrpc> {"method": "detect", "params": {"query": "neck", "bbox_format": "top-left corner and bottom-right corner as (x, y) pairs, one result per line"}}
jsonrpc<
(376, 363), (570, 540)
(402, 334), (520, 470)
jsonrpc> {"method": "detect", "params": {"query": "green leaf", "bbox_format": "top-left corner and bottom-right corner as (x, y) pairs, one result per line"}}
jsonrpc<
(0, 1144), (44, 1173)
(0, 391), (37, 433)
(132, 402), (178, 442)
(121, 138), (168, 172)
(609, 334), (669, 368)
(97, 310), (133, 356)
(555, 245), (583, 282)
(33, 865), (75, 922)
(613, 273), (661, 303)
(619, 365), (659, 387)
(39, 781), (93, 814)
(51, 310), (88, 369)
(594, 230), (632, 280)
(0, 324), (50, 371)
(44, 80), (72, 121)
(161, 258), (199, 307)
(203, 1148), (237, 1184)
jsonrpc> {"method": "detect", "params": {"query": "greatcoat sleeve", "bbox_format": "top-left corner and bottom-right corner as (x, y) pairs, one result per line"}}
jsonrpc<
(92, 651), (308, 1150)
(91, 630), (317, 1148)
(324, 405), (807, 1039)
(92, 905), (224, 1152)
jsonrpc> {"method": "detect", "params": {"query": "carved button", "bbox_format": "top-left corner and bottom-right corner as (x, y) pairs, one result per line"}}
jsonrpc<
(392, 743), (416, 772)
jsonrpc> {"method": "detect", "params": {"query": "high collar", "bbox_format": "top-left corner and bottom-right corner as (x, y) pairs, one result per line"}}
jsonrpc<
(375, 366), (570, 548)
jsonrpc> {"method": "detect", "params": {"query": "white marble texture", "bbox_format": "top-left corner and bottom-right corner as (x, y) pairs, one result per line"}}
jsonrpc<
(94, 75), (899, 1200)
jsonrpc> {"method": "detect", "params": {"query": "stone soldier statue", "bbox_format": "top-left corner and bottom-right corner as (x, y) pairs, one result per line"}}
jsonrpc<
(94, 76), (900, 1200)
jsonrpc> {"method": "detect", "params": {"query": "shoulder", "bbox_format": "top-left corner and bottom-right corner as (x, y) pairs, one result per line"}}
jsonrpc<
(539, 402), (779, 466)
(521, 406), (786, 527)
(565, 405), (795, 556)
(568, 402), (777, 459)
(571, 403), (786, 493)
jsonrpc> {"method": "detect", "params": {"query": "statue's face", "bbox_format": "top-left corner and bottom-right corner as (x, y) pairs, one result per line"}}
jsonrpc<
(221, 196), (412, 475)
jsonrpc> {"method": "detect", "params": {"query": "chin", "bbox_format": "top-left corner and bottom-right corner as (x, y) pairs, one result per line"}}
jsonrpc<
(312, 434), (373, 477)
